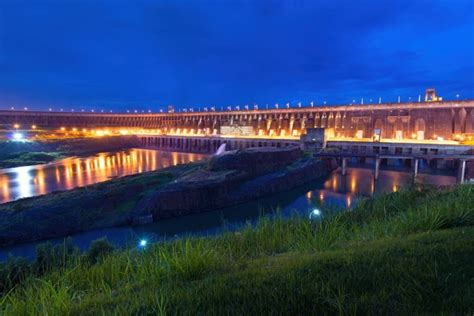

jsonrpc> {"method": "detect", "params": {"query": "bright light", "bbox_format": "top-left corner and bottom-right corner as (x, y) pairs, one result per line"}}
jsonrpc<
(13, 124), (20, 129)
(13, 132), (24, 140)
(309, 208), (322, 219)
(60, 127), (66, 131)
(31, 125), (37, 130)
(139, 239), (148, 247)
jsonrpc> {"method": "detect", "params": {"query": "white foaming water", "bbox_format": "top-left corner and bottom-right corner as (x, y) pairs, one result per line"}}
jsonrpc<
(215, 143), (227, 155)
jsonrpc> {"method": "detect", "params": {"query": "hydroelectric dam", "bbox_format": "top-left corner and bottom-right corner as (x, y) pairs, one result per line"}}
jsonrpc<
(1, 96), (473, 182)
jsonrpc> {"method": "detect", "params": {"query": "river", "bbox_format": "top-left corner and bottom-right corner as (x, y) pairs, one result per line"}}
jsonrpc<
(0, 149), (457, 260)
(0, 149), (207, 204)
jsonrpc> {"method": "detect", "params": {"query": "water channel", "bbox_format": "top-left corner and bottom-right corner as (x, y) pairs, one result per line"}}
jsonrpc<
(0, 148), (456, 260)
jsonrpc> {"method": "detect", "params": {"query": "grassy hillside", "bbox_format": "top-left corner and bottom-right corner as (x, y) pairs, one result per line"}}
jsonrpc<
(1, 185), (473, 315)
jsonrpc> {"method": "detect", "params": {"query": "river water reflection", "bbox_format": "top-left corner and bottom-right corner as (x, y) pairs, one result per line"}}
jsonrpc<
(0, 150), (457, 259)
(0, 149), (207, 204)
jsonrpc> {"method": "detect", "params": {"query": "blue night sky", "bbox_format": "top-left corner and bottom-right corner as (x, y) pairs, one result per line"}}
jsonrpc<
(0, 0), (473, 111)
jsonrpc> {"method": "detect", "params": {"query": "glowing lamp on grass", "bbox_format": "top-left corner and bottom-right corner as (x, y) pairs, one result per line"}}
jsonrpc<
(138, 239), (148, 248)
(12, 132), (24, 141)
(309, 208), (322, 220)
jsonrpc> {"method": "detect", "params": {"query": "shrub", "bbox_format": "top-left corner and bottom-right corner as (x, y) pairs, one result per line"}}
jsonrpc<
(0, 255), (31, 294)
(86, 238), (115, 264)
(34, 238), (79, 274)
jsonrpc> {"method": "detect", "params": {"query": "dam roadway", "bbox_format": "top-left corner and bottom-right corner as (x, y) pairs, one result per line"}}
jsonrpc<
(1, 100), (474, 141)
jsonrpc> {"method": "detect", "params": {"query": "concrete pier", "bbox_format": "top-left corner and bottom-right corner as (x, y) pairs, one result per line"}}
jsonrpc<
(341, 157), (348, 176)
(413, 158), (420, 178)
(374, 157), (381, 180)
(458, 159), (467, 184)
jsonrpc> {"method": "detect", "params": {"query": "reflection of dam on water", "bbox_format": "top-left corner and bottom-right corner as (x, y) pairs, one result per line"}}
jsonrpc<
(0, 149), (208, 203)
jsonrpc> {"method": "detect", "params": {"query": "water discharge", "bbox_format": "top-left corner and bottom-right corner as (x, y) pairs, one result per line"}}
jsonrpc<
(215, 143), (227, 155)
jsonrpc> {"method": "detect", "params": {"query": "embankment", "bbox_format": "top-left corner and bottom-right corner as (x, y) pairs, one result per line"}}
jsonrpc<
(132, 147), (335, 221)
(1, 185), (473, 314)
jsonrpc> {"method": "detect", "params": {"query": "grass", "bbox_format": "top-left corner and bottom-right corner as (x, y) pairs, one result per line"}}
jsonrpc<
(0, 184), (473, 314)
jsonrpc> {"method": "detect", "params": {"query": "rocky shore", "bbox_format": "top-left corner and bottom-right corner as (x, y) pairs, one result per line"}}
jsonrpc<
(0, 147), (336, 247)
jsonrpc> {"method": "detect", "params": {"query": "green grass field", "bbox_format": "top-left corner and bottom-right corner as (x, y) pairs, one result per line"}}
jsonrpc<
(1, 184), (473, 315)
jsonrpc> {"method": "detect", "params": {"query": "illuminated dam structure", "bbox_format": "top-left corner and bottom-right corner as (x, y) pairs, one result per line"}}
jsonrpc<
(1, 99), (474, 142)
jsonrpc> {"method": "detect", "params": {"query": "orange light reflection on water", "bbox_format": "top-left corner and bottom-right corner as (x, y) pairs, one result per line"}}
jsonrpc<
(0, 149), (208, 204)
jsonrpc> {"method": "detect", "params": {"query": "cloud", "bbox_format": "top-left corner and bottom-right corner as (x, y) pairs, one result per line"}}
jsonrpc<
(0, 0), (472, 109)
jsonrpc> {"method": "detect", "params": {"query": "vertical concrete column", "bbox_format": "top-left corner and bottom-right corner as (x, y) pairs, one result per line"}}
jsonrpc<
(341, 157), (348, 176)
(413, 159), (419, 178)
(374, 157), (381, 180)
(458, 159), (467, 184)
